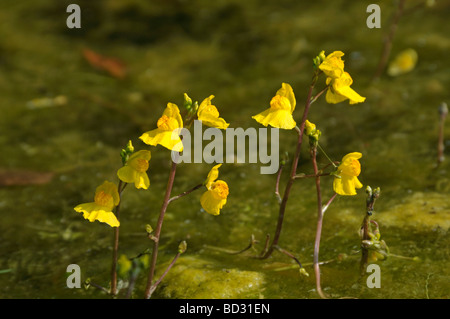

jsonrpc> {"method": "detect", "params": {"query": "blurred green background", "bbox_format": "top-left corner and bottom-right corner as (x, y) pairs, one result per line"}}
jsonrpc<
(0, 0), (449, 298)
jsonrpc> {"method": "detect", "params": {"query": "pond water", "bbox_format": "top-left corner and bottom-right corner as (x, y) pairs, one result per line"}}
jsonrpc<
(0, 0), (449, 299)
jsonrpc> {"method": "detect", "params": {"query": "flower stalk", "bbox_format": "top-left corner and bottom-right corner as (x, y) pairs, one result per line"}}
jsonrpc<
(110, 180), (126, 295)
(144, 158), (178, 299)
(437, 102), (448, 165)
(310, 146), (327, 299)
(259, 72), (320, 259)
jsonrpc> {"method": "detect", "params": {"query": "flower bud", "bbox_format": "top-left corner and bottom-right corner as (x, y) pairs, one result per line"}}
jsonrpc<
(183, 93), (192, 110)
(120, 140), (135, 165)
(178, 240), (187, 254)
(299, 267), (309, 277)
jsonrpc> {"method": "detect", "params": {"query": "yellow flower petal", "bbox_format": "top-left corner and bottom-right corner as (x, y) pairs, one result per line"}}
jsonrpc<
(335, 85), (366, 104)
(95, 181), (120, 207)
(201, 168), (229, 215)
(333, 177), (347, 196)
(128, 150), (151, 163)
(198, 95), (229, 129)
(319, 51), (345, 78)
(118, 150), (151, 189)
(140, 129), (184, 152)
(326, 72), (366, 105)
(74, 181), (121, 227)
(200, 190), (224, 216)
(341, 152), (362, 162)
(275, 83), (296, 112)
(252, 109), (296, 130)
(139, 103), (184, 151)
(94, 210), (120, 227)
(200, 181), (228, 216)
(252, 83), (297, 129)
(387, 48), (418, 77)
(135, 172), (150, 189)
(205, 164), (222, 189)
(304, 120), (316, 136)
(117, 166), (136, 184)
(162, 102), (183, 129)
(74, 203), (120, 227)
(325, 88), (348, 104)
(333, 152), (363, 196)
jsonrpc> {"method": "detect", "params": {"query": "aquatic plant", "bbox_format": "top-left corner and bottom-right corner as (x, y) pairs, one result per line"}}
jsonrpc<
(247, 50), (366, 298)
(73, 93), (230, 299)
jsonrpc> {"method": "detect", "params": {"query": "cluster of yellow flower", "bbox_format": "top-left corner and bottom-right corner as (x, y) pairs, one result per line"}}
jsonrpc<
(74, 50), (365, 228)
(74, 96), (230, 227)
(252, 51), (365, 196)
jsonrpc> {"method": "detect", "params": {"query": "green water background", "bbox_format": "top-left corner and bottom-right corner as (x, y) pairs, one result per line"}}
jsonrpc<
(0, 0), (449, 298)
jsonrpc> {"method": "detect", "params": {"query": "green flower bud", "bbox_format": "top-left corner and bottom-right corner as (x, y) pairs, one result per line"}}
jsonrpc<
(299, 267), (309, 277)
(178, 240), (187, 254)
(120, 140), (135, 165)
(313, 50), (326, 69)
(183, 93), (193, 110)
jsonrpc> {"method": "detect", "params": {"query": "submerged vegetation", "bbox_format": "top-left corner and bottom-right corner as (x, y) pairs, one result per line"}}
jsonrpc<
(0, 0), (449, 299)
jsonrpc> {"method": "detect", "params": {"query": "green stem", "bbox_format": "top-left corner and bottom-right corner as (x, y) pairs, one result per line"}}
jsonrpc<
(317, 143), (337, 168)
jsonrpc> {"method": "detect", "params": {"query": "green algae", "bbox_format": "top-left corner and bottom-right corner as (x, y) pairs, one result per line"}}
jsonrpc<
(156, 256), (265, 299)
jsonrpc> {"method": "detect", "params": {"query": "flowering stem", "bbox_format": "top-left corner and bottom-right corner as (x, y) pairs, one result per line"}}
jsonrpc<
(322, 193), (337, 215)
(148, 249), (182, 296)
(311, 146), (327, 299)
(437, 102), (448, 166)
(144, 158), (178, 299)
(260, 72), (319, 259)
(274, 163), (284, 204)
(110, 181), (127, 296)
(372, 0), (406, 81)
(168, 183), (203, 204)
(294, 172), (330, 179)
(309, 85), (329, 105)
(317, 143), (337, 168)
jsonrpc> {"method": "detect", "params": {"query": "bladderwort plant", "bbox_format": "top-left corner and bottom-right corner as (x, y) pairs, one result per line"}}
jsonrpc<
(234, 50), (367, 299)
(359, 186), (419, 283)
(74, 93), (231, 299)
(74, 50), (370, 299)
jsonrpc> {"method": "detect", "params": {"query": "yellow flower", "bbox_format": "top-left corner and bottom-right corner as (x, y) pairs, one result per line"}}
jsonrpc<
(117, 254), (132, 278)
(197, 95), (229, 129)
(387, 48), (418, 77)
(304, 119), (321, 144)
(333, 152), (363, 196)
(304, 120), (316, 136)
(325, 72), (366, 105)
(117, 150), (151, 189)
(200, 164), (229, 216)
(252, 83), (297, 130)
(74, 181), (120, 227)
(319, 51), (345, 78)
(140, 103), (184, 152)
